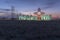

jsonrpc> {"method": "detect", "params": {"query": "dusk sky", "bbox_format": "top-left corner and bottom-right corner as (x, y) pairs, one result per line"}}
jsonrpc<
(0, 0), (60, 14)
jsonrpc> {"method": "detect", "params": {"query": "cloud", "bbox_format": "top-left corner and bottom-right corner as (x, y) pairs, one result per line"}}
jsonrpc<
(44, 0), (60, 9)
(5, 0), (60, 10)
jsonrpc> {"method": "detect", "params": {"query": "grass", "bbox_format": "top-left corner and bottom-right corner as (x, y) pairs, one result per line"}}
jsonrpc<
(0, 20), (60, 40)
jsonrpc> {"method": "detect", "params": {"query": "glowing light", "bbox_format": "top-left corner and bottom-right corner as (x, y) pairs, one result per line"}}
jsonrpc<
(41, 15), (52, 20)
(19, 15), (37, 20)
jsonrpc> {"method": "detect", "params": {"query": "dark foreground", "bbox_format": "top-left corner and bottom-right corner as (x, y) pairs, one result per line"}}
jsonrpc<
(0, 20), (60, 40)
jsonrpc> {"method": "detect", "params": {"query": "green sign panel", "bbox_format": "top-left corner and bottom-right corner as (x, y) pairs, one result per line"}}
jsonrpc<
(19, 16), (26, 20)
(19, 15), (38, 20)
(30, 16), (37, 20)
(41, 15), (52, 20)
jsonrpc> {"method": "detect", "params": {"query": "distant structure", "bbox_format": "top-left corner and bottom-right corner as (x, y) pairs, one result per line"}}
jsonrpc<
(11, 6), (15, 20)
(18, 8), (52, 21)
(37, 8), (41, 12)
(33, 8), (45, 20)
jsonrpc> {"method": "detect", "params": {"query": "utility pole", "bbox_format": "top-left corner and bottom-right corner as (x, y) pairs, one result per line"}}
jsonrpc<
(11, 6), (15, 20)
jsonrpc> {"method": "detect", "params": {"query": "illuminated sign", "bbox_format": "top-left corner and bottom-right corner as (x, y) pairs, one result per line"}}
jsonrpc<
(19, 15), (52, 21)
(41, 15), (52, 20)
(19, 16), (26, 20)
(19, 15), (38, 20)
(30, 16), (37, 20)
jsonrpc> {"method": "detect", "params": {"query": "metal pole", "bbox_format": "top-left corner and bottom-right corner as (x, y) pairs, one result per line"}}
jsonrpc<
(11, 6), (15, 20)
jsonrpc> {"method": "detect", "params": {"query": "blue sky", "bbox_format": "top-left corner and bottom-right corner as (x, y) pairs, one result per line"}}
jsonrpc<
(0, 0), (60, 14)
